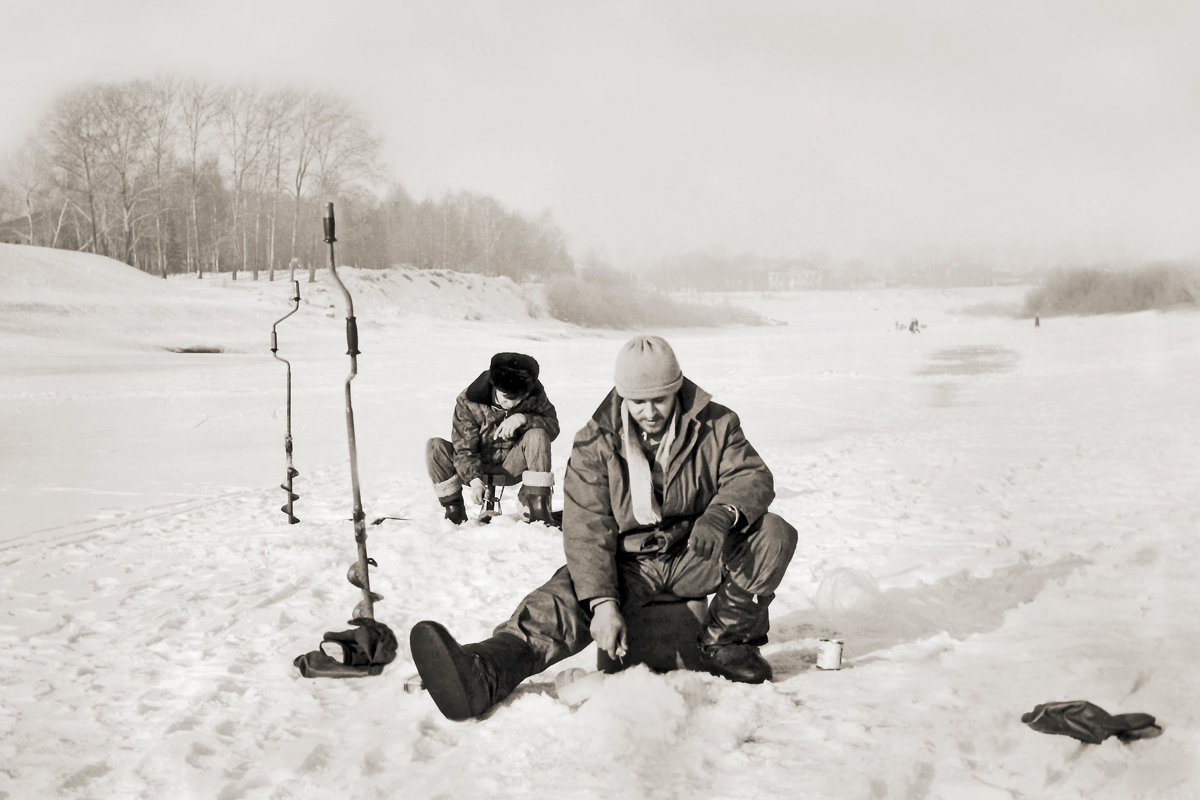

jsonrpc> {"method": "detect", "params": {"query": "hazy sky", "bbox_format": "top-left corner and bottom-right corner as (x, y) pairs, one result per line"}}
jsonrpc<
(3, 0), (1198, 267)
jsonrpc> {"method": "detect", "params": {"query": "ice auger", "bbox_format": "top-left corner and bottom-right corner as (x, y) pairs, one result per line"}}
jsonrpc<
(271, 279), (302, 524)
(324, 202), (382, 621)
(479, 475), (505, 523)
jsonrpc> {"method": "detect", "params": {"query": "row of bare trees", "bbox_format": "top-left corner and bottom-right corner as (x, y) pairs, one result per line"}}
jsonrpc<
(1, 76), (379, 279)
(0, 75), (577, 282)
(376, 185), (573, 281)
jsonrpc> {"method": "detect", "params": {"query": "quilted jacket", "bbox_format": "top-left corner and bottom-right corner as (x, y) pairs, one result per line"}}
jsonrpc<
(562, 378), (775, 603)
(450, 370), (559, 484)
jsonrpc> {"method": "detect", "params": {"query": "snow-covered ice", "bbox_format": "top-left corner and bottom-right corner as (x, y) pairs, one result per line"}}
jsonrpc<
(1, 243), (1197, 799)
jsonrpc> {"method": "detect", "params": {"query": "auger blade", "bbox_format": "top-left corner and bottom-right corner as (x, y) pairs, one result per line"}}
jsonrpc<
(352, 593), (384, 619)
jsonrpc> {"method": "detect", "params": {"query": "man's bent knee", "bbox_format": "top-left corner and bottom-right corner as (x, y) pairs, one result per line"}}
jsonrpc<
(519, 428), (551, 447)
(758, 512), (798, 563)
(732, 512), (797, 596)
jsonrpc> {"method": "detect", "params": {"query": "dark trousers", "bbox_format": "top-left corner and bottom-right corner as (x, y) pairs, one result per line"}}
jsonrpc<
(492, 512), (797, 673)
(425, 428), (553, 498)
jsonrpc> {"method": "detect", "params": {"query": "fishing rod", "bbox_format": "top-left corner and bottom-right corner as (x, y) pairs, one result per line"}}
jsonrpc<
(323, 202), (380, 621)
(271, 279), (302, 524)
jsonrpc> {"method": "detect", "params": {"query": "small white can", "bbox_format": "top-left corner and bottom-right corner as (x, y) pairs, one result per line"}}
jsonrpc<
(816, 638), (844, 670)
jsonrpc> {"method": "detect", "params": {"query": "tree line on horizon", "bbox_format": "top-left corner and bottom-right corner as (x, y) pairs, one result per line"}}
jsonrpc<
(0, 77), (574, 282)
(7, 77), (1191, 300)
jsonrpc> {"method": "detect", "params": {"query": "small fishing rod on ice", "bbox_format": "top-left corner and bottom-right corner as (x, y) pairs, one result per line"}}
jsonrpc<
(323, 202), (382, 621)
(271, 280), (301, 523)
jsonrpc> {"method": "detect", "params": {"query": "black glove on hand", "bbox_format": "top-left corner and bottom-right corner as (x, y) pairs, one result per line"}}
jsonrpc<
(689, 503), (738, 560)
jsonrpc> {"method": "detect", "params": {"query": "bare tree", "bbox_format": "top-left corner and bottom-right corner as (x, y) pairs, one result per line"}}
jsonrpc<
(281, 90), (330, 279)
(144, 77), (179, 277)
(219, 85), (270, 280)
(466, 193), (506, 274)
(1, 141), (48, 245)
(92, 82), (155, 267)
(270, 89), (302, 280)
(308, 98), (382, 280)
(42, 86), (107, 255)
(279, 91), (343, 280)
(247, 88), (297, 280)
(10, 76), (403, 279)
(180, 80), (223, 277)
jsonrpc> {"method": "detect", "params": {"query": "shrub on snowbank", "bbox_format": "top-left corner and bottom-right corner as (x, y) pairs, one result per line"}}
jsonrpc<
(545, 272), (765, 328)
(1023, 265), (1199, 316)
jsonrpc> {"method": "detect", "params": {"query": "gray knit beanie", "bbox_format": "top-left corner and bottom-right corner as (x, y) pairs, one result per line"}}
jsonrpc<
(613, 335), (684, 400)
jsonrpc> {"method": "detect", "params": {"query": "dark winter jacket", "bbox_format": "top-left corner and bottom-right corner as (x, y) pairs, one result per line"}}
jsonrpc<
(450, 370), (559, 484)
(562, 378), (775, 604)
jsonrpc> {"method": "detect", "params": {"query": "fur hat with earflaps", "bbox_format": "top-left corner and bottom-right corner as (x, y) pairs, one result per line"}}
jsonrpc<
(489, 352), (539, 396)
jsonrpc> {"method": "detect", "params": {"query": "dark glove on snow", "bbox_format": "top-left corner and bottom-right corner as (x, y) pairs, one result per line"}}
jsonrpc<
(689, 504), (738, 561)
(293, 618), (398, 679)
(1021, 700), (1161, 744)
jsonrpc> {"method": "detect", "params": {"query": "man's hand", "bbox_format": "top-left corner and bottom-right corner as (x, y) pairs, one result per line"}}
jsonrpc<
(470, 477), (486, 505)
(494, 413), (526, 440)
(589, 601), (628, 661)
(689, 503), (738, 560)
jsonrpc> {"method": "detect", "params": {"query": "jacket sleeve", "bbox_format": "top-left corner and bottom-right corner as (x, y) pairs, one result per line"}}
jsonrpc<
(519, 389), (560, 441)
(450, 394), (484, 484)
(710, 410), (775, 529)
(561, 425), (621, 604)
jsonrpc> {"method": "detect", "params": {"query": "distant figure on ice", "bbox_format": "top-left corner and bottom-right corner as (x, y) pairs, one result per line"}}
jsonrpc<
(909, 318), (921, 333)
(1035, 314), (1040, 328)
(411, 335), (798, 720)
(425, 352), (558, 525)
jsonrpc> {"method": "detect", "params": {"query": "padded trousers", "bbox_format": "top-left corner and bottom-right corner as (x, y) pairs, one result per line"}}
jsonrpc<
(491, 511), (797, 675)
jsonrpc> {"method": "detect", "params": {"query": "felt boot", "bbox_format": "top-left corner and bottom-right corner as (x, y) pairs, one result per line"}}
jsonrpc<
(519, 471), (555, 525)
(409, 621), (537, 721)
(697, 581), (774, 684)
(439, 496), (467, 525)
(523, 486), (554, 525)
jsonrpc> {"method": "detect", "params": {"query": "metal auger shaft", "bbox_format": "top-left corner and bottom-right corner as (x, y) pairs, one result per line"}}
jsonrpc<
(324, 202), (378, 620)
(271, 279), (302, 524)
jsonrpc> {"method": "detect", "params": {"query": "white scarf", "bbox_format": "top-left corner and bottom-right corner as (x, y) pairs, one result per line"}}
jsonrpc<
(621, 400), (677, 526)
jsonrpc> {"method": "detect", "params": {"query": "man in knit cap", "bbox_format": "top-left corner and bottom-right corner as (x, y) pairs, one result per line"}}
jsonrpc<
(425, 352), (559, 525)
(411, 335), (797, 720)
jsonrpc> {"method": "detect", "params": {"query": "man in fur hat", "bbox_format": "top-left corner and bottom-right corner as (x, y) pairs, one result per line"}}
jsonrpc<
(425, 352), (558, 525)
(412, 336), (797, 720)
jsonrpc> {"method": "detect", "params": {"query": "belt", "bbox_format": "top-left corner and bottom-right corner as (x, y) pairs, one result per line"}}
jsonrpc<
(618, 516), (697, 556)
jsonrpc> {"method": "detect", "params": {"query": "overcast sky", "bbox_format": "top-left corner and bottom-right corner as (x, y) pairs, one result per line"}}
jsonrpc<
(3, 0), (1198, 268)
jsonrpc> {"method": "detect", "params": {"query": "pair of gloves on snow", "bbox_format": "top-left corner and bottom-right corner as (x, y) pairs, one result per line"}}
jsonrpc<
(294, 618), (398, 679)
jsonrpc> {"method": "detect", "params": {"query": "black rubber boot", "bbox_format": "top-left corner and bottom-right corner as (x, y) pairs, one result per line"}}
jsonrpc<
(439, 496), (467, 525)
(698, 642), (772, 684)
(697, 581), (775, 684)
(523, 486), (554, 525)
(409, 621), (536, 721)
